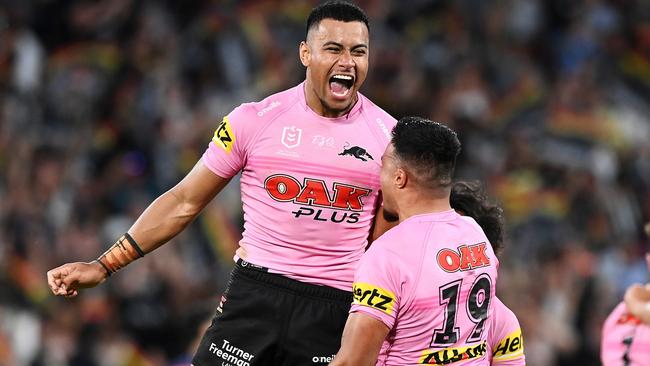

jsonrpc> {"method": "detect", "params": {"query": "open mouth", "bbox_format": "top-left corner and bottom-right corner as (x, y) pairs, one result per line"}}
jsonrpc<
(329, 74), (355, 99)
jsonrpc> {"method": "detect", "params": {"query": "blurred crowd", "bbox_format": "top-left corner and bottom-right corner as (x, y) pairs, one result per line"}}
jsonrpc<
(1, 0), (649, 365)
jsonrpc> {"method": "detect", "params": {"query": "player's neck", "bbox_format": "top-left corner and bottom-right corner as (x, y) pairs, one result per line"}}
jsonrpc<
(397, 194), (452, 222)
(303, 80), (357, 118)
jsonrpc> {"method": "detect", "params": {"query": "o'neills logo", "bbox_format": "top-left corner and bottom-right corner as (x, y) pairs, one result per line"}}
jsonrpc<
(419, 341), (487, 365)
(436, 243), (490, 273)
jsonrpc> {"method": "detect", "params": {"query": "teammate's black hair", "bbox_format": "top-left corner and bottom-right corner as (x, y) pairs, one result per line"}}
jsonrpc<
(450, 180), (505, 256)
(306, 1), (369, 37)
(391, 116), (461, 189)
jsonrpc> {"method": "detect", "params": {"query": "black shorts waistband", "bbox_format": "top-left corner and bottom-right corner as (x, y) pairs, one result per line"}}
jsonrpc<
(233, 260), (352, 304)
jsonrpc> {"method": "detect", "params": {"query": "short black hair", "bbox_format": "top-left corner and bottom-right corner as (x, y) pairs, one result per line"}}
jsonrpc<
(391, 116), (461, 188)
(306, 1), (369, 37)
(450, 181), (505, 256)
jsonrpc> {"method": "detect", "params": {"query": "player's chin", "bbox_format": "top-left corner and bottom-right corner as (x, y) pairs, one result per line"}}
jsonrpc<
(325, 93), (356, 113)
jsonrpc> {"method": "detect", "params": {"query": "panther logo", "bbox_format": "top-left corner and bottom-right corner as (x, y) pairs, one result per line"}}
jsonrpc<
(339, 143), (374, 162)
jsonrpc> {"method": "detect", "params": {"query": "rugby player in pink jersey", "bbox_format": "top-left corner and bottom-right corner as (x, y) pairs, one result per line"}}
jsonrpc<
(450, 181), (525, 366)
(331, 117), (499, 366)
(601, 248), (650, 366)
(46, 2), (399, 365)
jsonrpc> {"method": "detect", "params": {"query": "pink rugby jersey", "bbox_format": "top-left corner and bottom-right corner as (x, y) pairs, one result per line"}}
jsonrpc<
(601, 302), (650, 366)
(351, 210), (499, 365)
(202, 83), (396, 290)
(487, 297), (525, 365)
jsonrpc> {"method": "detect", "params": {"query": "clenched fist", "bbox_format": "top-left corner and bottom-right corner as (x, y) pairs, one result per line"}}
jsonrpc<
(46, 261), (108, 298)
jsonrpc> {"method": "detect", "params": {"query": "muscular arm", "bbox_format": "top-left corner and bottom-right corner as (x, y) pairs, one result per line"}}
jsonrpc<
(329, 313), (389, 366)
(128, 160), (230, 251)
(47, 161), (230, 296)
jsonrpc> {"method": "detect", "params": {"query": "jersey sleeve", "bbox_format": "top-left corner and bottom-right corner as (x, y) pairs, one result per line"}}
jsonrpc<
(202, 104), (255, 178)
(489, 298), (525, 365)
(350, 242), (403, 330)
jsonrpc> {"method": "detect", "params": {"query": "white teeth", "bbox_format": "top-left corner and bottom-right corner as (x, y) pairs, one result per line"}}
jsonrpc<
(332, 75), (353, 81)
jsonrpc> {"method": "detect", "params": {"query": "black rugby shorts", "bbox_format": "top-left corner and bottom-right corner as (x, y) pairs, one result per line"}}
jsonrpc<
(192, 261), (352, 365)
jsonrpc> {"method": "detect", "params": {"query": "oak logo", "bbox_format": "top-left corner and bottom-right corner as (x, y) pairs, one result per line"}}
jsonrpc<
(436, 243), (491, 273)
(212, 116), (235, 153)
(419, 341), (487, 365)
(492, 328), (524, 362)
(264, 175), (371, 211)
(352, 282), (395, 315)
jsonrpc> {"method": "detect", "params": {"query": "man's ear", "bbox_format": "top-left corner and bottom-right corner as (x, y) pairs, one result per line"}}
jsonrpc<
(299, 41), (310, 67)
(395, 168), (408, 189)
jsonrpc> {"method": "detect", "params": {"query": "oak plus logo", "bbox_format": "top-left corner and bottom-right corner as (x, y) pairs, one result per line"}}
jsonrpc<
(281, 126), (302, 148)
(264, 174), (371, 223)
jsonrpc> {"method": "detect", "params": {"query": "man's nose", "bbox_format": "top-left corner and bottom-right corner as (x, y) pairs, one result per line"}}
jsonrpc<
(338, 51), (355, 68)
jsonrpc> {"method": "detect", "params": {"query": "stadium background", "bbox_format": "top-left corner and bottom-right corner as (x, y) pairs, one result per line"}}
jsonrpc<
(1, 0), (649, 365)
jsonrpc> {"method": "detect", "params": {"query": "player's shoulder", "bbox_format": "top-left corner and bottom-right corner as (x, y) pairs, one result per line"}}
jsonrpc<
(372, 222), (412, 246)
(458, 215), (485, 233)
(492, 297), (519, 328)
(230, 85), (300, 124)
(456, 215), (494, 245)
(358, 92), (397, 137)
(366, 223), (421, 264)
(358, 92), (396, 121)
(366, 229), (400, 257)
(490, 297), (525, 364)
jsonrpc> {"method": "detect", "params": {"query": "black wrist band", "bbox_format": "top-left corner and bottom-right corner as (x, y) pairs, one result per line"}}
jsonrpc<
(124, 232), (145, 258)
(95, 259), (112, 277)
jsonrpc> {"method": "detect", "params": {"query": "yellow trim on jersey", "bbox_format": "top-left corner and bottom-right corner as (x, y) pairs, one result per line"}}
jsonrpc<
(212, 116), (235, 153)
(352, 282), (396, 315)
(419, 341), (488, 365)
(492, 328), (524, 362)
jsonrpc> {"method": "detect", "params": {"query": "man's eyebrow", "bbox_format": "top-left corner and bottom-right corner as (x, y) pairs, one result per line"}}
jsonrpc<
(322, 41), (368, 49)
(322, 41), (343, 48)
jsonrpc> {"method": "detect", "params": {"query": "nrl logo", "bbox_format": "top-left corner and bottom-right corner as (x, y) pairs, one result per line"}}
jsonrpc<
(281, 126), (302, 149)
